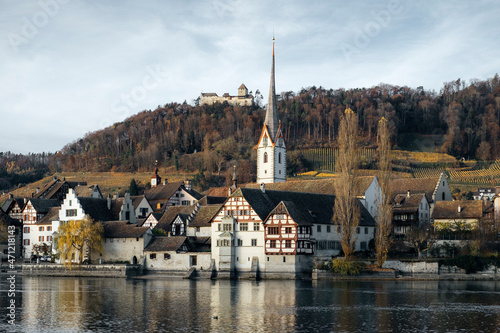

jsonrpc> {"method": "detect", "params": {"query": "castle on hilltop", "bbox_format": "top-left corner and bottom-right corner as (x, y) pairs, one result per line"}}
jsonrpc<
(200, 83), (254, 106)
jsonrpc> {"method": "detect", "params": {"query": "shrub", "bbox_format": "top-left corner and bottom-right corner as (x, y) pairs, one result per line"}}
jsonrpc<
(440, 255), (491, 274)
(325, 258), (365, 276)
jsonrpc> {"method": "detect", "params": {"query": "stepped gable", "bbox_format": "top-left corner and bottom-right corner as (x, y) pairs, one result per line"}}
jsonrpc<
(392, 193), (426, 214)
(77, 197), (114, 222)
(144, 236), (188, 252)
(103, 221), (149, 238)
(390, 177), (437, 202)
(189, 204), (223, 228)
(155, 205), (196, 232)
(109, 197), (126, 220)
(0, 208), (22, 227)
(29, 198), (60, 214)
(244, 176), (375, 197)
(431, 200), (483, 220)
(37, 207), (60, 224)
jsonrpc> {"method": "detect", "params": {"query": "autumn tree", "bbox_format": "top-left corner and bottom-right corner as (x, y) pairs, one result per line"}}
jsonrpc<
(375, 117), (393, 267)
(333, 108), (360, 260)
(55, 215), (104, 268)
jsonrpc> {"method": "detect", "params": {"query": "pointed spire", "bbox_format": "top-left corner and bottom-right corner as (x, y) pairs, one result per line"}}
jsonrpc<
(264, 37), (279, 141)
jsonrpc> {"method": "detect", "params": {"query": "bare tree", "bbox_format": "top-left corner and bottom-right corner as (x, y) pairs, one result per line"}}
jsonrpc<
(375, 117), (393, 267)
(334, 108), (360, 260)
(407, 226), (435, 259)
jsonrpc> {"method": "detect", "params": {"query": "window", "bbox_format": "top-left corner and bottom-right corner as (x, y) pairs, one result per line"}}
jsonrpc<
(237, 239), (243, 246)
(268, 227), (279, 235)
(275, 214), (284, 220)
(239, 223), (248, 231)
(190, 255), (197, 266)
(283, 256), (286, 263)
(365, 227), (368, 234)
(253, 223), (260, 231)
(285, 240), (292, 248)
(442, 192), (445, 200)
(356, 227), (360, 234)
(284, 227), (292, 234)
(327, 225), (331, 233)
(251, 239), (257, 246)
(39, 226), (44, 231)
(125, 211), (130, 220)
(24, 227), (30, 233)
(223, 223), (232, 231)
(66, 209), (77, 217)
(24, 239), (30, 245)
(149, 253), (156, 259)
(270, 240), (276, 248)
(47, 236), (52, 242)
(263, 136), (268, 146)
(164, 253), (171, 260)
(47, 226), (52, 232)
(278, 152), (281, 164)
(317, 225), (321, 233)
(264, 152), (268, 163)
(140, 208), (148, 217)
(39, 236), (44, 242)
(361, 242), (367, 250)
(69, 200), (72, 206)
(181, 200), (190, 205)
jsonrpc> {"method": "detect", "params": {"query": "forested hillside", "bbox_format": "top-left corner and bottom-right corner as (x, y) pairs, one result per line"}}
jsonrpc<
(2, 75), (500, 190)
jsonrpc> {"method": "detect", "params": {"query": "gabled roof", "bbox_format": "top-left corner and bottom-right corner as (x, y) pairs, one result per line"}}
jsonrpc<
(244, 176), (376, 197)
(131, 195), (149, 210)
(392, 193), (426, 214)
(155, 205), (196, 231)
(234, 188), (336, 224)
(144, 236), (189, 252)
(269, 201), (313, 226)
(145, 181), (185, 201)
(103, 221), (149, 238)
(390, 178), (437, 202)
(27, 199), (60, 214)
(431, 201), (484, 220)
(74, 184), (102, 198)
(1, 197), (25, 213)
(78, 197), (114, 222)
(204, 187), (230, 198)
(197, 196), (227, 205)
(37, 207), (60, 224)
(189, 205), (223, 228)
(239, 83), (247, 90)
(0, 209), (22, 227)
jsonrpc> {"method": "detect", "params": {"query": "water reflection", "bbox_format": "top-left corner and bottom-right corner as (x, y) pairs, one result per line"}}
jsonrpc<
(0, 277), (499, 332)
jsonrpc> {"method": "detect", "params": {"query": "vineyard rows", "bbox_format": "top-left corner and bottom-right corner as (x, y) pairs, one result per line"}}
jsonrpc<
(300, 148), (376, 172)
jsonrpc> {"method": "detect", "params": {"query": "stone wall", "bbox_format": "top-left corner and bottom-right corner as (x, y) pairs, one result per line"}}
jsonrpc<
(382, 260), (439, 274)
(22, 264), (140, 277)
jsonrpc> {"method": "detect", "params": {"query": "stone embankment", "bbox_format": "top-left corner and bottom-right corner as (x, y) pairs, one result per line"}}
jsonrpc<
(18, 263), (142, 277)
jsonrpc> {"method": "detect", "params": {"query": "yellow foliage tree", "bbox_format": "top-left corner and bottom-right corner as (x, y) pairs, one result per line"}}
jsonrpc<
(55, 215), (103, 268)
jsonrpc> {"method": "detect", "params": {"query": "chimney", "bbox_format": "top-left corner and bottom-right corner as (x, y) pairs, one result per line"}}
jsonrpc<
(228, 187), (233, 197)
(36, 187), (40, 194)
(458, 205), (461, 213)
(107, 194), (111, 210)
(407, 190), (411, 198)
(9, 193), (13, 199)
(260, 183), (266, 193)
(163, 178), (168, 185)
(53, 176), (57, 181)
(184, 179), (191, 191)
(31, 192), (34, 198)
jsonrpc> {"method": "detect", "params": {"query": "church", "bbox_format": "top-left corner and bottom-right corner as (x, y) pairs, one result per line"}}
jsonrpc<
(255, 38), (286, 184)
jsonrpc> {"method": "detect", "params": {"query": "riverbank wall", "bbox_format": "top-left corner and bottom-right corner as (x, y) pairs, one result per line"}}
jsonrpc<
(15, 264), (142, 278)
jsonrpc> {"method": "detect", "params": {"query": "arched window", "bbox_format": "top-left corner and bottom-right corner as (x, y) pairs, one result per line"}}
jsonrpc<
(278, 152), (281, 164)
(264, 152), (268, 163)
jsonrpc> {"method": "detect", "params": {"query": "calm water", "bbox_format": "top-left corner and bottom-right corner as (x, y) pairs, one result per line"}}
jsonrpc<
(1, 275), (500, 332)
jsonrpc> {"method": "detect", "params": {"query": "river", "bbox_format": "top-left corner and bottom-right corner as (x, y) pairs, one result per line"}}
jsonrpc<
(1, 276), (500, 332)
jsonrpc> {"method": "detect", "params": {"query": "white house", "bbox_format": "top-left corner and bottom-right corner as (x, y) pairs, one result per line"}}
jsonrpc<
(102, 221), (153, 264)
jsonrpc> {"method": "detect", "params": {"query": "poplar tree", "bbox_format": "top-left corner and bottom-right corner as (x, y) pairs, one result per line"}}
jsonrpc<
(375, 117), (393, 267)
(333, 108), (360, 260)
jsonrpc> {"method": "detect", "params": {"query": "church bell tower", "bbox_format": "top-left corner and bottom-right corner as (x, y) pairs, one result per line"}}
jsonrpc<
(256, 38), (286, 184)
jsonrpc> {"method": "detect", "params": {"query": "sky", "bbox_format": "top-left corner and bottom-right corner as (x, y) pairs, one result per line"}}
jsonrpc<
(1, 0), (499, 154)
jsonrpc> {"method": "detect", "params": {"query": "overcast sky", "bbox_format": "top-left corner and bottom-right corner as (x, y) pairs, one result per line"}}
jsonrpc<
(1, 0), (499, 154)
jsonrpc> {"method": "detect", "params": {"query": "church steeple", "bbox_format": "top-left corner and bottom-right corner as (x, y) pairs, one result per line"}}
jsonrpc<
(264, 37), (279, 141)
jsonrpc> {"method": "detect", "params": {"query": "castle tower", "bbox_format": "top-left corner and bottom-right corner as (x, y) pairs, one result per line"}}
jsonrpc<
(256, 38), (286, 184)
(238, 83), (248, 97)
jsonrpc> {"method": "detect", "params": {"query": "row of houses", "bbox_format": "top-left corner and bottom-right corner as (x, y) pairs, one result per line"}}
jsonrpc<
(2, 170), (496, 277)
